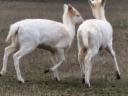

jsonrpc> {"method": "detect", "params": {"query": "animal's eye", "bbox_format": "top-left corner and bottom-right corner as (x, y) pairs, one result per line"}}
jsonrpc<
(76, 14), (80, 17)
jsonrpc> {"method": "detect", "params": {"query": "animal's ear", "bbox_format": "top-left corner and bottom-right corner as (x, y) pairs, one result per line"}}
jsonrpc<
(68, 4), (73, 12)
(64, 4), (68, 11)
(101, 0), (106, 7)
(88, 0), (94, 7)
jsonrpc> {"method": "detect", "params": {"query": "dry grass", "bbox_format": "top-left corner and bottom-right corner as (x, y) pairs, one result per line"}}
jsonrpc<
(0, 0), (128, 96)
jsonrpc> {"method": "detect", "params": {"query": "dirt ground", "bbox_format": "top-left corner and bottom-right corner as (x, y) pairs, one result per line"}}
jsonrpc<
(0, 0), (128, 96)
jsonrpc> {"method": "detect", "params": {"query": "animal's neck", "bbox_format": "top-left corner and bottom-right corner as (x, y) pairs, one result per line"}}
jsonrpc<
(97, 14), (106, 20)
(95, 9), (107, 21)
(63, 15), (75, 40)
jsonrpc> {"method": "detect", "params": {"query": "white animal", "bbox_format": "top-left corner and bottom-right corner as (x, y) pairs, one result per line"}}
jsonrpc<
(77, 0), (121, 87)
(0, 4), (84, 83)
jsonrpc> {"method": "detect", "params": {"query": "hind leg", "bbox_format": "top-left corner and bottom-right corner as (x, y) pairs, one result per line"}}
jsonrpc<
(0, 44), (16, 75)
(106, 44), (121, 79)
(77, 36), (87, 83)
(13, 46), (36, 83)
(78, 47), (86, 83)
(84, 48), (98, 87)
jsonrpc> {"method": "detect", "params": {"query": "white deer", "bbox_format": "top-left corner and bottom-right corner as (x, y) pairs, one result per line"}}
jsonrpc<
(0, 4), (84, 83)
(77, 0), (121, 87)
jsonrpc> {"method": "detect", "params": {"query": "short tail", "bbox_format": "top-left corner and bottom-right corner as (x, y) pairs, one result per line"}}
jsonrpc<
(6, 25), (19, 43)
(77, 30), (89, 49)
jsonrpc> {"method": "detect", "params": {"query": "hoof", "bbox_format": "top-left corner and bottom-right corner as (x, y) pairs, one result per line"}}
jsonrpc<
(0, 71), (6, 76)
(116, 71), (121, 80)
(82, 78), (85, 84)
(44, 69), (50, 73)
(0, 74), (2, 77)
(84, 83), (91, 88)
(54, 77), (60, 82)
(18, 79), (25, 83)
(83, 80), (91, 88)
(25, 80), (30, 83)
(18, 81), (24, 84)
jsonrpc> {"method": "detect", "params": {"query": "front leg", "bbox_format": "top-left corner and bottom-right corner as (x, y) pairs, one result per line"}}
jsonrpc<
(106, 44), (121, 79)
(45, 49), (65, 81)
(50, 53), (60, 81)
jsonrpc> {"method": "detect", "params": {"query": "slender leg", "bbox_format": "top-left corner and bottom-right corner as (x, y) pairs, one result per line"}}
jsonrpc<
(13, 46), (35, 83)
(84, 49), (98, 87)
(50, 49), (65, 72)
(78, 47), (87, 83)
(77, 35), (87, 83)
(50, 53), (60, 81)
(106, 44), (121, 79)
(0, 44), (16, 75)
(44, 49), (65, 81)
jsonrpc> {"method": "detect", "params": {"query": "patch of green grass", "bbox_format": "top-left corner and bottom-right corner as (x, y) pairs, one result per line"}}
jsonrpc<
(0, 73), (128, 96)
(0, 0), (128, 96)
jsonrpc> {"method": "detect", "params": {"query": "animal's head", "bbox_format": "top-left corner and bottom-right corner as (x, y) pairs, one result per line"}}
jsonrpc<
(88, 0), (106, 19)
(63, 4), (84, 24)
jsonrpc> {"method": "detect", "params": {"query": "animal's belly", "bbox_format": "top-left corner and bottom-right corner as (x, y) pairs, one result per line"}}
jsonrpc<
(99, 40), (108, 50)
(37, 44), (57, 53)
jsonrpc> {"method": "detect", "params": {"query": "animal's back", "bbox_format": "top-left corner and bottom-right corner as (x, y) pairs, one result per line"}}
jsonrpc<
(78, 19), (113, 48)
(11, 19), (71, 49)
